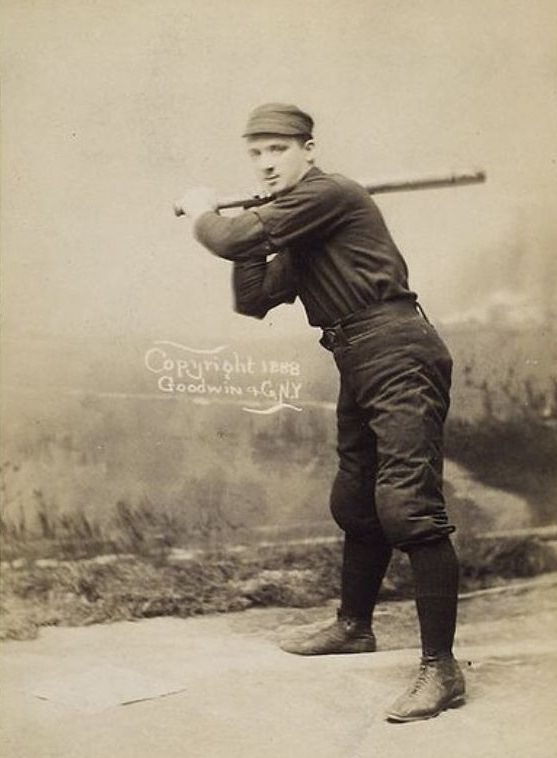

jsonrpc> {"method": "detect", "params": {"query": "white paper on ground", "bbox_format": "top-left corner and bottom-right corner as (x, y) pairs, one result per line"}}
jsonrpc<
(31, 664), (186, 714)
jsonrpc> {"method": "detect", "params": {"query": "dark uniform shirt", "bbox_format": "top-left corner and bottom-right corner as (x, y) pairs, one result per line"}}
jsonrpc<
(194, 166), (417, 328)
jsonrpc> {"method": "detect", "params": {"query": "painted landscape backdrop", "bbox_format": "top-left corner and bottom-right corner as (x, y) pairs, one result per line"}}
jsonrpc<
(2, 313), (556, 562)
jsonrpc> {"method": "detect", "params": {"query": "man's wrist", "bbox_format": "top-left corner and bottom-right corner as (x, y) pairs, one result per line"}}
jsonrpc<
(174, 187), (219, 219)
(189, 206), (218, 223)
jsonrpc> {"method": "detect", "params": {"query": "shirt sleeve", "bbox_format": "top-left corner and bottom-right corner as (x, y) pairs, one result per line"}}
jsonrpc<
(253, 173), (349, 251)
(193, 172), (350, 259)
(193, 210), (270, 260)
(232, 252), (297, 319)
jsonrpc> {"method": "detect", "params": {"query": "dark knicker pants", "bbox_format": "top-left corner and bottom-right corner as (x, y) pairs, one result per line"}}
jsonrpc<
(322, 300), (455, 552)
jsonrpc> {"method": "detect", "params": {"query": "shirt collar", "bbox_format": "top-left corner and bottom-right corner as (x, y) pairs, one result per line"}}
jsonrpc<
(273, 166), (322, 199)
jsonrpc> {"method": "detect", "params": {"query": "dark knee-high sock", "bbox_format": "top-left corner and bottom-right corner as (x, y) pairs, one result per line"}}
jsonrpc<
(340, 534), (392, 625)
(407, 537), (459, 659)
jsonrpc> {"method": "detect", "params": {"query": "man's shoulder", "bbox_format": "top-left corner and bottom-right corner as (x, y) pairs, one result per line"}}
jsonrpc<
(261, 168), (372, 222)
(303, 169), (369, 200)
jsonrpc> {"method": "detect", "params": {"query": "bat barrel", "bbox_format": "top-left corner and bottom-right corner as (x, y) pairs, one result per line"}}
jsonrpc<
(360, 169), (486, 196)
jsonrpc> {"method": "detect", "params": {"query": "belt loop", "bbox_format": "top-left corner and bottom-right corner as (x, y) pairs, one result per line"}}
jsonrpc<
(337, 323), (351, 347)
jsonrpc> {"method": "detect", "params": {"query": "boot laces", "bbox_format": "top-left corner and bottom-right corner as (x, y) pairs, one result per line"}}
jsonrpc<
(409, 662), (435, 695)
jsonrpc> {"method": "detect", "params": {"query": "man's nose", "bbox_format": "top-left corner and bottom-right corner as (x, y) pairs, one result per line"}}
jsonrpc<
(260, 156), (275, 172)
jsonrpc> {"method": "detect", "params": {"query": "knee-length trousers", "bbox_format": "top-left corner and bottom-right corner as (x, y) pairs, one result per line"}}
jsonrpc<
(321, 301), (455, 550)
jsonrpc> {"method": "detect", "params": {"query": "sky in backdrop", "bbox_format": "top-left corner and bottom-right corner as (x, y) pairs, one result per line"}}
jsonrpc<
(2, 0), (556, 343)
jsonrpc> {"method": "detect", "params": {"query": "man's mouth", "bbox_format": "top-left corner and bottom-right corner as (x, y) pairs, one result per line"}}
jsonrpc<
(264, 176), (279, 184)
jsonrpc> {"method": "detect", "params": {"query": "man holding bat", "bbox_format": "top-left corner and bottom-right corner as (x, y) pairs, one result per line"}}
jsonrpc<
(175, 103), (466, 722)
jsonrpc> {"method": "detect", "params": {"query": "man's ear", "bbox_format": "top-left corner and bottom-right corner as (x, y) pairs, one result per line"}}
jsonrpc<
(303, 139), (316, 164)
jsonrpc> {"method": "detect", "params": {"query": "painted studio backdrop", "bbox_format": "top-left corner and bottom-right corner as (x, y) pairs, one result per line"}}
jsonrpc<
(2, 0), (556, 558)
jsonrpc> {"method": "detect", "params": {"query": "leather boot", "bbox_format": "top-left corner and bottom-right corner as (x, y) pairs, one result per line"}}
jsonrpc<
(386, 655), (466, 722)
(280, 610), (376, 655)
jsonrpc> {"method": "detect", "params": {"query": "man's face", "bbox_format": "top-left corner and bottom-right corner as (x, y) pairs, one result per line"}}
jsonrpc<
(246, 135), (315, 194)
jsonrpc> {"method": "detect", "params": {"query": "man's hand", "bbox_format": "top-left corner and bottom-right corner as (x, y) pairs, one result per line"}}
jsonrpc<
(174, 187), (219, 219)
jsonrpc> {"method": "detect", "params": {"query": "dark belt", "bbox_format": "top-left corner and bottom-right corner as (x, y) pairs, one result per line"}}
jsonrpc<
(319, 299), (424, 351)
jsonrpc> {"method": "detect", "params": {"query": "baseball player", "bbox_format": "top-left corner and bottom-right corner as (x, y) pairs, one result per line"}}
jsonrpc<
(176, 103), (465, 722)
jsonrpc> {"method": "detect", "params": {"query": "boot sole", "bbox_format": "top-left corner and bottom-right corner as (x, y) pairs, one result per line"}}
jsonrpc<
(280, 642), (376, 656)
(385, 693), (466, 723)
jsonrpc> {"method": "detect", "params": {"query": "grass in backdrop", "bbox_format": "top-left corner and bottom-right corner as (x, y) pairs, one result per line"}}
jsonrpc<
(1, 325), (556, 639)
(2, 534), (556, 641)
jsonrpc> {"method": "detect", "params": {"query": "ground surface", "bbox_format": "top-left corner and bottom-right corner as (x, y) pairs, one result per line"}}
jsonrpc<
(1, 574), (556, 758)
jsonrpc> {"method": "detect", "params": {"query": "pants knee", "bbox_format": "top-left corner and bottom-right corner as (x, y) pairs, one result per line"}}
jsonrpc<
(330, 468), (382, 538)
(374, 483), (455, 548)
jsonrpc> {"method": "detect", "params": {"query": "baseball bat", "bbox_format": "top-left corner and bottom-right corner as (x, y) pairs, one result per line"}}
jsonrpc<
(174, 169), (486, 216)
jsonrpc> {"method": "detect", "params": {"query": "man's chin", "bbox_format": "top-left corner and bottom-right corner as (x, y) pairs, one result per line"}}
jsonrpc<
(264, 181), (283, 192)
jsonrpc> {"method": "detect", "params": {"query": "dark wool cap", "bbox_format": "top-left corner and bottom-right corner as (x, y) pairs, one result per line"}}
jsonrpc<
(242, 103), (314, 137)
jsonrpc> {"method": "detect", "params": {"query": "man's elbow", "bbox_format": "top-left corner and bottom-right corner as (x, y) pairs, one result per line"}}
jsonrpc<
(193, 227), (236, 259)
(233, 295), (269, 319)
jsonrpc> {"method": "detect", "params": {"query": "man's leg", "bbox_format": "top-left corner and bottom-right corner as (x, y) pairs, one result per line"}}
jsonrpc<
(384, 536), (464, 722)
(340, 532), (392, 627)
(280, 371), (391, 655)
(348, 314), (465, 720)
(407, 537), (459, 660)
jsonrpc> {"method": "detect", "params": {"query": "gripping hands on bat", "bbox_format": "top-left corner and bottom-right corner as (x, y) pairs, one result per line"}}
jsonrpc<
(173, 187), (219, 220)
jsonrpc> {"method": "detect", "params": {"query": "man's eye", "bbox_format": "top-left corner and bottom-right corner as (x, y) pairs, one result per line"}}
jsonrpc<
(270, 145), (287, 153)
